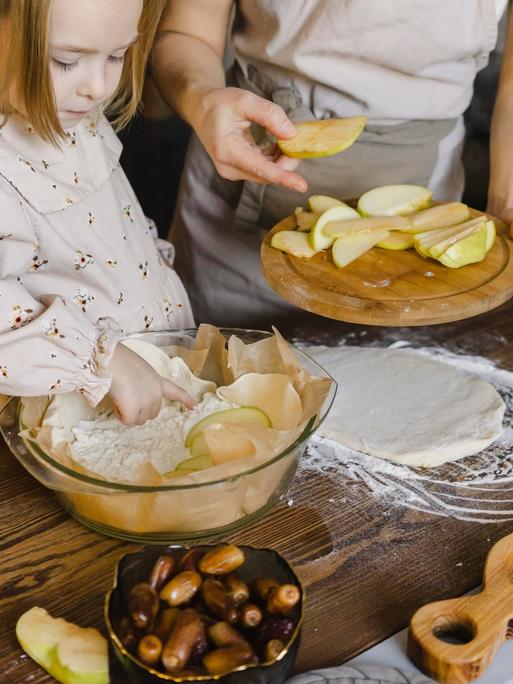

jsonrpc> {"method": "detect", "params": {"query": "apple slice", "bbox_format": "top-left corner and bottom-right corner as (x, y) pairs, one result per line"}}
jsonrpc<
(332, 229), (389, 268)
(376, 231), (415, 250)
(485, 220), (496, 252)
(308, 195), (348, 213)
(16, 607), (108, 684)
(323, 215), (412, 239)
(358, 184), (432, 216)
(428, 220), (486, 259)
(414, 218), (485, 258)
(407, 202), (470, 233)
(271, 230), (319, 258)
(174, 452), (214, 473)
(310, 204), (361, 250)
(437, 223), (487, 268)
(277, 116), (366, 158)
(185, 407), (271, 448)
(294, 207), (320, 231)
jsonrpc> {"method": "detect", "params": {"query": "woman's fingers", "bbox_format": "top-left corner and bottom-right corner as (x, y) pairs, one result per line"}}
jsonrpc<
(217, 147), (307, 191)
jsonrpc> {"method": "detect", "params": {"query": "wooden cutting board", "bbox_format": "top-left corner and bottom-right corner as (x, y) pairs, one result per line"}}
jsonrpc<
(260, 208), (513, 326)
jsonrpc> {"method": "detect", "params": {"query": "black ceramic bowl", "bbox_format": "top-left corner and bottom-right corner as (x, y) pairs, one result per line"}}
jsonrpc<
(105, 544), (303, 683)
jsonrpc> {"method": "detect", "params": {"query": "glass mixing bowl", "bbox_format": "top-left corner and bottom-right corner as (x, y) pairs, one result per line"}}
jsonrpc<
(0, 329), (336, 542)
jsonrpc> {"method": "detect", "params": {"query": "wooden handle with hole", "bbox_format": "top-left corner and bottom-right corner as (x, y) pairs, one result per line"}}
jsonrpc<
(407, 532), (513, 683)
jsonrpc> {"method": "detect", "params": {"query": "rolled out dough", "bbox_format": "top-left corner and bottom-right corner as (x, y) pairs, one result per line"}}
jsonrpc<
(305, 346), (505, 467)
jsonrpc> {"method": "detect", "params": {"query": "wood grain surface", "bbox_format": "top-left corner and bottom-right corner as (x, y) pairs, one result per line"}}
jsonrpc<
(3, 305), (513, 682)
(261, 209), (513, 326)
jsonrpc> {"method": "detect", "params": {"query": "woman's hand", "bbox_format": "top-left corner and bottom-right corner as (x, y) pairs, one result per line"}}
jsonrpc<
(192, 87), (308, 193)
(487, 193), (513, 237)
(108, 343), (196, 426)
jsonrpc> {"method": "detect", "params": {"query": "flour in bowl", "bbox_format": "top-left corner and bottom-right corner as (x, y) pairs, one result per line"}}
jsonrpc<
(70, 393), (237, 481)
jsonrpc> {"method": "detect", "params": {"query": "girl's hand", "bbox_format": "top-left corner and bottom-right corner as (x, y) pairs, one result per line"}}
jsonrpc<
(192, 87), (308, 193)
(108, 343), (196, 425)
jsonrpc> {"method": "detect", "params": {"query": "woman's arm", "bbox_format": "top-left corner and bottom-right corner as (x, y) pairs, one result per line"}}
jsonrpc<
(151, 0), (307, 192)
(488, 4), (513, 230)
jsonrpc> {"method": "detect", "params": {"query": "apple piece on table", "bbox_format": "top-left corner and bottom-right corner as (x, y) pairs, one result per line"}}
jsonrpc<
(294, 207), (320, 231)
(271, 230), (320, 258)
(407, 202), (470, 233)
(16, 607), (108, 684)
(332, 229), (390, 268)
(277, 116), (367, 158)
(323, 215), (412, 239)
(307, 195), (352, 213)
(437, 223), (488, 268)
(357, 184), (432, 216)
(376, 231), (415, 250)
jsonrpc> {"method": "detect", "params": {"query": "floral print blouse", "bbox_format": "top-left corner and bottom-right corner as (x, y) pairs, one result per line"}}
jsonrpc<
(0, 114), (194, 405)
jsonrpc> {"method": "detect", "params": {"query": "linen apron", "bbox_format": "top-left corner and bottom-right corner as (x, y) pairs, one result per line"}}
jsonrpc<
(171, 0), (502, 327)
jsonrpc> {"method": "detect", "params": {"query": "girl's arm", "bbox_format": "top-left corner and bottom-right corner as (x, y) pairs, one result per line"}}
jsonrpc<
(488, 4), (513, 229)
(151, 0), (307, 192)
(0, 193), (193, 423)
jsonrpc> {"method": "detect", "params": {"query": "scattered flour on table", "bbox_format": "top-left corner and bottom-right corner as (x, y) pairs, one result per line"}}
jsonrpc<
(70, 393), (237, 481)
(296, 342), (513, 523)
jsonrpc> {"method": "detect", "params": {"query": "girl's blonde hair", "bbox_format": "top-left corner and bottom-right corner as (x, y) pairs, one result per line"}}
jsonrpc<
(0, 0), (166, 142)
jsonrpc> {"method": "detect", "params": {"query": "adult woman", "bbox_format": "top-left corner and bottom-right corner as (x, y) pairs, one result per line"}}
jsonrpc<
(153, 0), (513, 327)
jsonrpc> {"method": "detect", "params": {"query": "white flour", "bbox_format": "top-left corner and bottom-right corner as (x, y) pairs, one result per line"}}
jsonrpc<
(71, 393), (236, 481)
(296, 341), (513, 523)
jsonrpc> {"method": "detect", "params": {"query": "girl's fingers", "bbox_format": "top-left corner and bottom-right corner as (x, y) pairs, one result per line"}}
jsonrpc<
(162, 379), (196, 409)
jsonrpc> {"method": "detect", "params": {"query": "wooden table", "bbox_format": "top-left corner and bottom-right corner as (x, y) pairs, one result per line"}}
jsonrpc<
(3, 302), (513, 682)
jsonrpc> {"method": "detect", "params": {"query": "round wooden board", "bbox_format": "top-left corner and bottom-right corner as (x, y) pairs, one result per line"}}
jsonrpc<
(261, 208), (513, 326)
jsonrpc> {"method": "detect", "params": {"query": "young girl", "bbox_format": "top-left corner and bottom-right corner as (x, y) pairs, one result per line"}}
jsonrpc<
(0, 0), (195, 425)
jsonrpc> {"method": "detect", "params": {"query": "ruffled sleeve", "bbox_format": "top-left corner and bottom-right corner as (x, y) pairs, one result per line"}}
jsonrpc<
(0, 186), (123, 405)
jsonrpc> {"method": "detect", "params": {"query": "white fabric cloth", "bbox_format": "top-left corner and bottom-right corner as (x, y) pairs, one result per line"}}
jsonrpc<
(0, 114), (193, 404)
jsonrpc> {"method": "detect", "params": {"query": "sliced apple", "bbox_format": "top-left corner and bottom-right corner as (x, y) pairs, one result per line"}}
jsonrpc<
(174, 452), (214, 473)
(184, 407), (271, 449)
(16, 607), (108, 684)
(414, 218), (485, 258)
(485, 219), (496, 252)
(271, 230), (319, 258)
(407, 202), (470, 233)
(358, 184), (432, 217)
(428, 220), (486, 259)
(308, 195), (348, 213)
(294, 207), (320, 231)
(277, 116), (366, 159)
(309, 204), (361, 250)
(376, 231), (415, 250)
(437, 223), (487, 268)
(323, 215), (412, 239)
(332, 229), (389, 268)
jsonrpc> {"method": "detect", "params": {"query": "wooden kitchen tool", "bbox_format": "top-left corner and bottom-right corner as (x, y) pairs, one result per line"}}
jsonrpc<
(261, 207), (513, 326)
(407, 532), (513, 684)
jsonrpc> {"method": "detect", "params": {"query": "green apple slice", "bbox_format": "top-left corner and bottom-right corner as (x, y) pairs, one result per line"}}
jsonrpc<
(485, 220), (496, 252)
(376, 231), (415, 250)
(323, 215), (412, 239)
(332, 229), (389, 268)
(294, 207), (320, 231)
(428, 220), (486, 259)
(358, 184), (432, 217)
(16, 607), (108, 684)
(185, 407), (271, 448)
(174, 452), (214, 473)
(271, 230), (319, 258)
(309, 204), (361, 250)
(407, 202), (470, 233)
(437, 223), (487, 268)
(415, 218), (485, 258)
(277, 116), (366, 158)
(308, 195), (348, 213)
